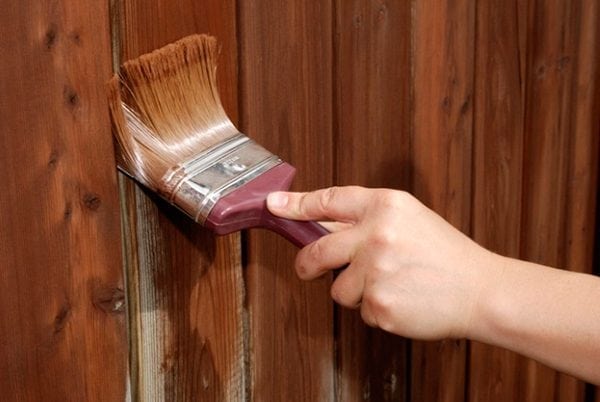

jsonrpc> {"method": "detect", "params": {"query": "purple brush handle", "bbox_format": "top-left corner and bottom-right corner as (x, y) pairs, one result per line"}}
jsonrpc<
(204, 162), (329, 248)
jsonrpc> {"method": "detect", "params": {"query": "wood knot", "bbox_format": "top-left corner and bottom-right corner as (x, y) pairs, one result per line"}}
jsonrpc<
(48, 150), (60, 168)
(44, 24), (58, 50)
(53, 301), (72, 334)
(63, 86), (80, 108)
(92, 286), (125, 314)
(441, 96), (451, 111)
(378, 3), (388, 20)
(199, 338), (216, 391)
(535, 64), (546, 79)
(556, 56), (570, 72)
(460, 95), (471, 115)
(70, 31), (82, 45)
(82, 193), (101, 210)
(161, 348), (179, 373)
(64, 201), (73, 220)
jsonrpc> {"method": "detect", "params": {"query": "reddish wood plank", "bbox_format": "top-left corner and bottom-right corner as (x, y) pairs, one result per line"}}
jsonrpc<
(469, 0), (599, 400)
(561, 0), (599, 276)
(410, 0), (475, 400)
(334, 1), (411, 400)
(0, 1), (126, 401)
(518, 0), (596, 400)
(554, 0), (599, 400)
(467, 0), (525, 399)
(238, 2), (335, 400)
(115, 1), (245, 400)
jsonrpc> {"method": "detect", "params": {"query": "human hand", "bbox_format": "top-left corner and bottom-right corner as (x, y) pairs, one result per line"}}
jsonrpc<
(267, 186), (500, 340)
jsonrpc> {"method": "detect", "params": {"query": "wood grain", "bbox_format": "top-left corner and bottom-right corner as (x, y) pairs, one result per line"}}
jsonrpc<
(469, 1), (599, 400)
(518, 0), (595, 400)
(558, 0), (599, 399)
(238, 2), (335, 400)
(333, 1), (411, 400)
(561, 0), (599, 276)
(410, 0), (475, 400)
(1, 1), (598, 401)
(115, 1), (245, 400)
(0, 1), (126, 400)
(468, 0), (525, 399)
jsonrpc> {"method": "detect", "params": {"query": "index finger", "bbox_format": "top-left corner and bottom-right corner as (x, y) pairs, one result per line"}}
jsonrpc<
(267, 186), (371, 222)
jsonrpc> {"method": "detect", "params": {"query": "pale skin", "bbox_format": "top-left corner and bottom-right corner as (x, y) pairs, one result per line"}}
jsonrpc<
(266, 186), (600, 385)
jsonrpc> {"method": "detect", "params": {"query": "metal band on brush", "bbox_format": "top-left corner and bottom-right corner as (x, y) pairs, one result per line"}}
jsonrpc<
(160, 133), (282, 223)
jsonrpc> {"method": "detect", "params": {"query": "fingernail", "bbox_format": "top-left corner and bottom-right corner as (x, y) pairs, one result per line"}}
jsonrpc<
(267, 192), (288, 209)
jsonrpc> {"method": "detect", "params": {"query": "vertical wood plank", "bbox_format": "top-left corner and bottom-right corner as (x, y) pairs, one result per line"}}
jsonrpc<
(559, 0), (599, 400)
(410, 0), (475, 400)
(0, 1), (126, 401)
(469, 0), (599, 400)
(519, 0), (596, 400)
(333, 1), (411, 400)
(238, 2), (335, 400)
(115, 1), (245, 400)
(561, 0), (599, 276)
(468, 0), (525, 399)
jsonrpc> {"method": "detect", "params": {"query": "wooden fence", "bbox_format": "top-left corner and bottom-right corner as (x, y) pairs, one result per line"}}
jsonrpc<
(1, 0), (598, 401)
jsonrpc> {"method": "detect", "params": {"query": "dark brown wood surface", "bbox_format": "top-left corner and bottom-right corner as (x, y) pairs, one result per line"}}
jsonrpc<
(410, 0), (475, 400)
(519, 1), (590, 400)
(1, 1), (598, 401)
(115, 1), (245, 400)
(469, 0), (599, 401)
(468, 0), (525, 399)
(334, 1), (412, 400)
(0, 1), (126, 401)
(238, 2), (335, 400)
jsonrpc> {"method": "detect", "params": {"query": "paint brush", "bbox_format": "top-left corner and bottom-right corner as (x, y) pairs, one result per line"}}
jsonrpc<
(107, 34), (328, 247)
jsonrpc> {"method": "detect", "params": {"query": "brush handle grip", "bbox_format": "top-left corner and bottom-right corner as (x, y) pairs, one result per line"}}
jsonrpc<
(205, 162), (330, 247)
(259, 211), (330, 248)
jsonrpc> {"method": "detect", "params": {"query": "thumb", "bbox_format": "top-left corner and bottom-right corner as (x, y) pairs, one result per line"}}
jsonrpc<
(267, 186), (370, 222)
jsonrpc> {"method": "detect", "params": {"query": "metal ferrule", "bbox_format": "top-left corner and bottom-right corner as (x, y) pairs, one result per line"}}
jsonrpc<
(160, 133), (281, 223)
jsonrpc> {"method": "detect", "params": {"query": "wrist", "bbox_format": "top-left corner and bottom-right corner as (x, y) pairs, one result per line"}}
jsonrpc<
(465, 250), (512, 343)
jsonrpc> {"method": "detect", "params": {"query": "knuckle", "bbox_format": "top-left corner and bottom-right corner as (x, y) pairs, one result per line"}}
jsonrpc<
(330, 281), (355, 308)
(308, 239), (325, 262)
(370, 257), (392, 276)
(360, 303), (377, 327)
(330, 284), (340, 302)
(364, 291), (392, 314)
(372, 189), (418, 213)
(377, 315), (395, 333)
(297, 192), (312, 216)
(330, 284), (346, 306)
(319, 187), (339, 213)
(373, 189), (402, 209)
(362, 291), (395, 332)
(368, 227), (398, 249)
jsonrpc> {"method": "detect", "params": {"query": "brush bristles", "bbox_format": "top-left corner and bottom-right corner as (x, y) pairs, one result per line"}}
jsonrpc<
(107, 34), (239, 191)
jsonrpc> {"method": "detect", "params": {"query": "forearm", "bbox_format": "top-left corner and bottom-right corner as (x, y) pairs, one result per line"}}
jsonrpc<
(267, 187), (600, 383)
(472, 254), (600, 384)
